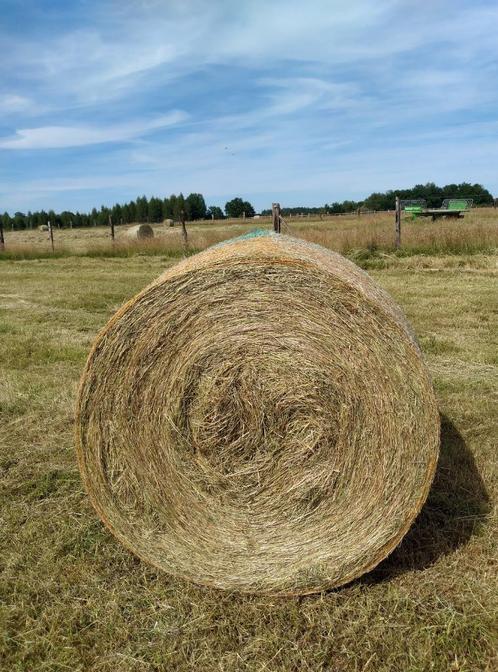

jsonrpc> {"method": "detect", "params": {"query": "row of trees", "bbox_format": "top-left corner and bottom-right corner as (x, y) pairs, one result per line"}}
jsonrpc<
(261, 182), (495, 216)
(261, 201), (360, 216)
(362, 182), (494, 211)
(1, 182), (494, 231)
(0, 194), (257, 231)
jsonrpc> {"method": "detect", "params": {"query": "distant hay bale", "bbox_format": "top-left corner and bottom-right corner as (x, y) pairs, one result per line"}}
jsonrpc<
(75, 233), (439, 595)
(38, 224), (49, 232)
(164, 218), (174, 227)
(126, 224), (154, 240)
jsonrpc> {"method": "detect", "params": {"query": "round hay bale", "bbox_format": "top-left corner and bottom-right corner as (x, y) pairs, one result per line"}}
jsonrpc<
(75, 234), (439, 594)
(164, 218), (174, 227)
(126, 223), (154, 240)
(38, 224), (49, 232)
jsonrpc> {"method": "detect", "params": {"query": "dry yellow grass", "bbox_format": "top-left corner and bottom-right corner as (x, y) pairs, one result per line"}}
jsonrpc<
(2, 208), (497, 260)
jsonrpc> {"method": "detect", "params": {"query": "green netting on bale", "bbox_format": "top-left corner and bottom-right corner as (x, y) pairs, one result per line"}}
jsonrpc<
(213, 228), (274, 249)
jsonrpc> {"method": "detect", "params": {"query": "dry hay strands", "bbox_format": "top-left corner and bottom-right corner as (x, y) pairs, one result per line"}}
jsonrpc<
(75, 234), (439, 595)
(125, 223), (154, 240)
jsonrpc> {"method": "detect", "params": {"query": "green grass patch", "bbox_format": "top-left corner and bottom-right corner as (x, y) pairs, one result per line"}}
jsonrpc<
(19, 469), (80, 502)
(0, 335), (86, 369)
(420, 334), (461, 355)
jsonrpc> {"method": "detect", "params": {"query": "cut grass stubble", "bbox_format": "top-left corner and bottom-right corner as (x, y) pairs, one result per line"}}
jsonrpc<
(0, 248), (496, 671)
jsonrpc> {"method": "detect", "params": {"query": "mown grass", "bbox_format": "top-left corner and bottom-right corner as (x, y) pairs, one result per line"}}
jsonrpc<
(0, 240), (195, 262)
(0, 253), (496, 671)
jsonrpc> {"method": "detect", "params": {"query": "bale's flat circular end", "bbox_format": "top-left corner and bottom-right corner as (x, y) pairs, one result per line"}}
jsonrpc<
(126, 223), (154, 240)
(76, 235), (439, 594)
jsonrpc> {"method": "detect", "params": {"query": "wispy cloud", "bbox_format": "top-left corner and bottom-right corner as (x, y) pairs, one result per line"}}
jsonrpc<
(258, 78), (361, 115)
(4, 1), (487, 110)
(0, 94), (33, 114)
(0, 112), (188, 149)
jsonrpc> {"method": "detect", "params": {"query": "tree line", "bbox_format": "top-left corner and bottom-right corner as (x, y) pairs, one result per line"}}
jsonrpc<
(1, 182), (494, 231)
(261, 182), (494, 215)
(261, 201), (360, 216)
(1, 194), (256, 231)
(361, 182), (494, 211)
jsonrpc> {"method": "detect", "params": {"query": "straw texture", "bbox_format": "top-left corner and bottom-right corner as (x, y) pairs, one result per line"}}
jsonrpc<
(75, 234), (439, 594)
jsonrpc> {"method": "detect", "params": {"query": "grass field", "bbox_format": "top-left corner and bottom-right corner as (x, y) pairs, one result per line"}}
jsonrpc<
(0, 229), (497, 669)
(2, 207), (498, 261)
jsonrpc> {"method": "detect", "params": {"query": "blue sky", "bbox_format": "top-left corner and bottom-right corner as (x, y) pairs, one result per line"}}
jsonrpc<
(1, 0), (497, 214)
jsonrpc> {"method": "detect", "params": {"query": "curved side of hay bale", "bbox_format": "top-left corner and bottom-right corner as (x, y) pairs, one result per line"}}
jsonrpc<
(75, 234), (439, 595)
(38, 224), (49, 232)
(126, 224), (154, 240)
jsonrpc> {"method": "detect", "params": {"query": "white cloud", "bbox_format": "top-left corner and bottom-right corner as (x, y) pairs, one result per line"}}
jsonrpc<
(0, 94), (32, 114)
(0, 0), (495, 130)
(5, 126), (498, 210)
(258, 78), (360, 115)
(0, 174), (143, 194)
(0, 111), (188, 149)
(0, 0), (479, 108)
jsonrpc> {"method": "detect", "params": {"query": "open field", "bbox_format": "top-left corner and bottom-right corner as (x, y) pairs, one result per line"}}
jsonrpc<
(2, 207), (498, 261)
(1, 245), (497, 670)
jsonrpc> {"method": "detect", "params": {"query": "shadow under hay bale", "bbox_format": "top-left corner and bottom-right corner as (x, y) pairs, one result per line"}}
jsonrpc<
(362, 414), (490, 583)
(125, 224), (154, 240)
(76, 234), (440, 595)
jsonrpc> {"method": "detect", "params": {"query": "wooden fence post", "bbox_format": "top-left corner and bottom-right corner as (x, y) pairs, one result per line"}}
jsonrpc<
(0, 217), (5, 250)
(180, 209), (188, 252)
(395, 196), (401, 249)
(272, 203), (281, 233)
(109, 214), (115, 241)
(48, 220), (55, 252)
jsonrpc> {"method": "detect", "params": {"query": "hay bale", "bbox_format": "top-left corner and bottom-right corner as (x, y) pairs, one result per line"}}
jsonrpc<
(38, 224), (49, 232)
(164, 218), (174, 227)
(126, 224), (154, 240)
(75, 234), (439, 594)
